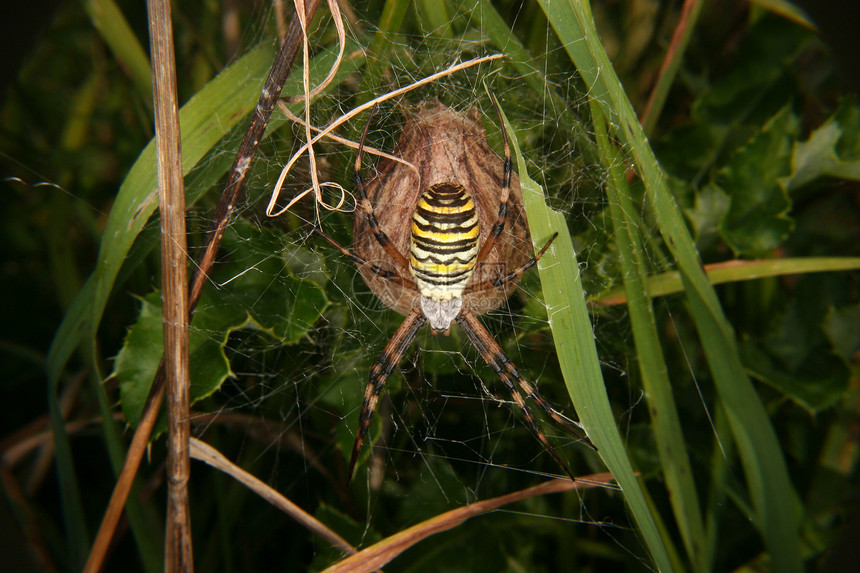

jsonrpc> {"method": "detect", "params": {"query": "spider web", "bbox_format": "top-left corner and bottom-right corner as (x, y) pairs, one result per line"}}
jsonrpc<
(122, 3), (671, 570)
(10, 2), (855, 571)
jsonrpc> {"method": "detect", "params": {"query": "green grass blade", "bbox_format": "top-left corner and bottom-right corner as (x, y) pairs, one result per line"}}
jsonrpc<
(469, 0), (597, 164)
(683, 275), (803, 571)
(595, 104), (708, 569)
(536, 1), (804, 570)
(46, 379), (89, 566)
(45, 40), (361, 566)
(640, 0), (704, 135)
(502, 109), (678, 573)
(358, 0), (410, 108)
(416, 0), (454, 38)
(84, 0), (153, 100)
(597, 257), (860, 305)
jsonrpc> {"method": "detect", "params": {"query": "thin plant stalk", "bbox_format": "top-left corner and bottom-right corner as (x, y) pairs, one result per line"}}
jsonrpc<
(146, 0), (193, 568)
(81, 1), (323, 570)
(640, 0), (704, 135)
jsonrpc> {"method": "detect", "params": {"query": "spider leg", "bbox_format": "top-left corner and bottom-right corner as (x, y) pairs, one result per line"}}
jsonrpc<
(456, 309), (592, 481)
(473, 91), (513, 265)
(464, 232), (558, 295)
(354, 107), (411, 272)
(348, 310), (427, 482)
(316, 228), (418, 291)
(460, 308), (592, 446)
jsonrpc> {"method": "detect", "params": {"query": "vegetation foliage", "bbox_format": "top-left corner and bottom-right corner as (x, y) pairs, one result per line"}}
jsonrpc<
(1, 0), (858, 571)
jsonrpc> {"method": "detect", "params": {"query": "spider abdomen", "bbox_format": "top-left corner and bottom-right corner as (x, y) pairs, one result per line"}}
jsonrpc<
(410, 183), (479, 298)
(410, 182), (479, 330)
(354, 102), (531, 318)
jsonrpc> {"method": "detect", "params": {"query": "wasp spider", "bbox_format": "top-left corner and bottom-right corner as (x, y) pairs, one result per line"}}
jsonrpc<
(320, 97), (590, 481)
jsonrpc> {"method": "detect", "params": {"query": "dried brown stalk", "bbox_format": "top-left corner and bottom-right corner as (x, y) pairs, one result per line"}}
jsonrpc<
(189, 438), (356, 556)
(324, 473), (617, 573)
(147, 0), (193, 568)
(82, 1), (323, 571)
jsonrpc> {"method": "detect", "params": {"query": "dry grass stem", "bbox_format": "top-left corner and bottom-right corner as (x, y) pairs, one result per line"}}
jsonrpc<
(266, 53), (504, 219)
(82, 1), (324, 570)
(189, 438), (356, 555)
(324, 473), (618, 573)
(147, 0), (193, 568)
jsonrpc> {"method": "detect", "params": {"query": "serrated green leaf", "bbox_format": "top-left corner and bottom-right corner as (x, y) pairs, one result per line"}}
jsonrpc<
(786, 98), (860, 191)
(719, 106), (797, 256)
(115, 291), (237, 427)
(114, 294), (171, 425)
(739, 339), (849, 412)
(693, 18), (812, 125)
(687, 182), (731, 248)
(822, 304), (860, 364)
(115, 225), (329, 428)
(215, 222), (331, 344)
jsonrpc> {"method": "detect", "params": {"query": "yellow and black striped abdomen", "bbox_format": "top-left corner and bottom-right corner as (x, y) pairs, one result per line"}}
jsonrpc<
(409, 182), (480, 303)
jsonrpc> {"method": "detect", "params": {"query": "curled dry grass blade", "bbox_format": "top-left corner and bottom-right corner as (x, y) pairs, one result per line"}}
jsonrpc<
(323, 474), (617, 573)
(189, 438), (356, 556)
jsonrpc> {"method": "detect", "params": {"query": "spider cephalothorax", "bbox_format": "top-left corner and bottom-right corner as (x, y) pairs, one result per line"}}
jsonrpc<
(320, 99), (590, 481)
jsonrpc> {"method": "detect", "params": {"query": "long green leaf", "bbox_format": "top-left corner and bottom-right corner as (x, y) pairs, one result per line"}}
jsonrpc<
(597, 257), (860, 305)
(595, 104), (707, 569)
(85, 0), (153, 100)
(357, 0), (410, 110)
(45, 40), (362, 567)
(503, 109), (677, 573)
(470, 0), (597, 164)
(537, 1), (803, 570)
